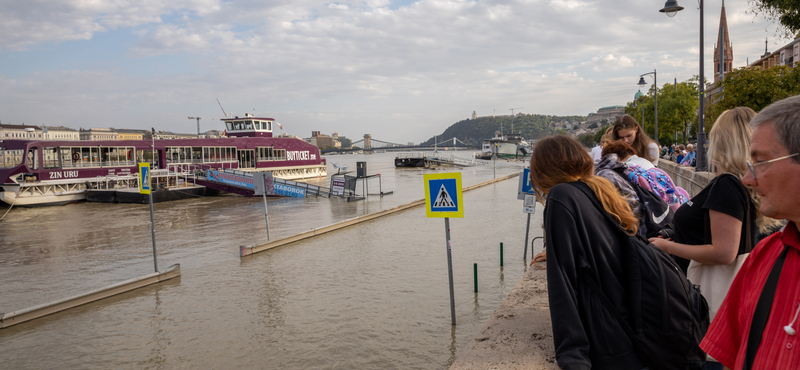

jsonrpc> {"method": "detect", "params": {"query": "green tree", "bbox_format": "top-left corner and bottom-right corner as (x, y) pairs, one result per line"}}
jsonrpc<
(749, 0), (800, 39)
(577, 134), (595, 147)
(625, 77), (699, 146)
(706, 65), (800, 125)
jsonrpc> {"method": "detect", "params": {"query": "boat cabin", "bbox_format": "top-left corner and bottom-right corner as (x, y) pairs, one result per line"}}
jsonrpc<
(222, 113), (274, 138)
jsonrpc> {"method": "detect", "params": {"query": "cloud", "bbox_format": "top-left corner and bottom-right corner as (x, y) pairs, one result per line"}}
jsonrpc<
(0, 0), (791, 142)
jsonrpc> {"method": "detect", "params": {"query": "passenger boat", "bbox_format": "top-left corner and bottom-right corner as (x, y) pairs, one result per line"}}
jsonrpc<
(0, 114), (326, 207)
(474, 132), (531, 160)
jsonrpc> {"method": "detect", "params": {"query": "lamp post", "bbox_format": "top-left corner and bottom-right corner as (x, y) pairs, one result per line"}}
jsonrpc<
(637, 71), (658, 145)
(660, 0), (707, 171)
(188, 116), (201, 138)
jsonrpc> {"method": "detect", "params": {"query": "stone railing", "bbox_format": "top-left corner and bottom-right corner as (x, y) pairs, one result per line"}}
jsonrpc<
(657, 159), (715, 197)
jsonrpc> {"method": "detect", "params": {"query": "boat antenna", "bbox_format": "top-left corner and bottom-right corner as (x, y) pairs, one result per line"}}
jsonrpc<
(216, 98), (228, 118)
(509, 107), (524, 134)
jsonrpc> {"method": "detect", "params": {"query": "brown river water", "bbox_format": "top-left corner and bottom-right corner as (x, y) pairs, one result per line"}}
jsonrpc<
(0, 152), (544, 369)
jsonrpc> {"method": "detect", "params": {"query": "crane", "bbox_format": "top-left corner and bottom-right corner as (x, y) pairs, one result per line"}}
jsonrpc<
(509, 107), (524, 134)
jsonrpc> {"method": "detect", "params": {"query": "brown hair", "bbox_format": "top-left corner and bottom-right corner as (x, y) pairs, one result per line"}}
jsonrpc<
(601, 140), (637, 159)
(612, 115), (656, 162)
(530, 135), (639, 235)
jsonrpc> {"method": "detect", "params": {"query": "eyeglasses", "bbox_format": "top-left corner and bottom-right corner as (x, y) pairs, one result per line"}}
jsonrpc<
(746, 153), (800, 180)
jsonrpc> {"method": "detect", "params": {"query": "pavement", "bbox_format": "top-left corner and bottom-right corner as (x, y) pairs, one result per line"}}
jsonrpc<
(449, 267), (559, 370)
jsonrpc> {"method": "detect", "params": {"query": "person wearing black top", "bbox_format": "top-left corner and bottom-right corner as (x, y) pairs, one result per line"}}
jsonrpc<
(531, 135), (645, 370)
(649, 107), (781, 370)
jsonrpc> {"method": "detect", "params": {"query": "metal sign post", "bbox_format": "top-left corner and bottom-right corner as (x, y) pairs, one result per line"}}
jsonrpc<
(139, 162), (157, 272)
(424, 172), (464, 326)
(254, 172), (275, 241)
(518, 169), (535, 260)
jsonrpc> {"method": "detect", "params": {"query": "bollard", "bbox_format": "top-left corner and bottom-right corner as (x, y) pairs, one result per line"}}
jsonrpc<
(500, 242), (504, 267)
(474, 263), (478, 292)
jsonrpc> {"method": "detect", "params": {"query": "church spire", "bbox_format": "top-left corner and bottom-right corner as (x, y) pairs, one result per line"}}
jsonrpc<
(713, 0), (733, 83)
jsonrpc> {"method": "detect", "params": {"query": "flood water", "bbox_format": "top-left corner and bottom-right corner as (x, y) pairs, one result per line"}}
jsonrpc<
(0, 152), (544, 369)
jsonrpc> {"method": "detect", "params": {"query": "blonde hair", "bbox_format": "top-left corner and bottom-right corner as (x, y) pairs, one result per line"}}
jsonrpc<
(708, 107), (782, 233)
(530, 135), (638, 235)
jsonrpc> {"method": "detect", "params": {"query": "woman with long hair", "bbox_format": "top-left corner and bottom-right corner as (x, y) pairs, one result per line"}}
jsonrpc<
(612, 115), (660, 166)
(531, 135), (644, 370)
(649, 107), (782, 369)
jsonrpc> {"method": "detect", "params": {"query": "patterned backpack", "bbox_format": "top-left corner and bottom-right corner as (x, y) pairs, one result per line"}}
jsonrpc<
(626, 165), (690, 212)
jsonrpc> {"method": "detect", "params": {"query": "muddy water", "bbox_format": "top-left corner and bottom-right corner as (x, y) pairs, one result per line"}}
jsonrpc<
(0, 152), (544, 369)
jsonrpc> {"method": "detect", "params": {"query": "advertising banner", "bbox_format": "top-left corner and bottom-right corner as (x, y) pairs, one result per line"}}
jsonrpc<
(207, 170), (254, 189)
(275, 183), (306, 198)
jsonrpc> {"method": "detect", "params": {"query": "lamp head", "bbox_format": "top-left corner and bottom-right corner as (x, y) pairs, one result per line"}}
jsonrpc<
(637, 76), (647, 87)
(659, 0), (684, 17)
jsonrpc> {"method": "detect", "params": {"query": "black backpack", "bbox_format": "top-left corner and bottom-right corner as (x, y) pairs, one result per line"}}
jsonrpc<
(610, 165), (675, 239)
(630, 182), (675, 239)
(571, 182), (709, 370)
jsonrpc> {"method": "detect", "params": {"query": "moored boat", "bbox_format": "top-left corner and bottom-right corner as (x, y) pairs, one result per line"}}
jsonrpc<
(0, 114), (326, 207)
(475, 132), (531, 160)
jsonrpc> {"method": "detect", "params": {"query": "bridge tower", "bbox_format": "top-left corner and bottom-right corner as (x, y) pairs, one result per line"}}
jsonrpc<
(363, 134), (372, 150)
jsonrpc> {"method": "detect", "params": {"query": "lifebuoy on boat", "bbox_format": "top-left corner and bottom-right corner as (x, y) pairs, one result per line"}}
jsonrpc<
(72, 152), (80, 161)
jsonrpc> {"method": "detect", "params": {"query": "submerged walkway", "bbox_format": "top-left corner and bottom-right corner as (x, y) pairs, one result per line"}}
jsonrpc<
(449, 268), (558, 370)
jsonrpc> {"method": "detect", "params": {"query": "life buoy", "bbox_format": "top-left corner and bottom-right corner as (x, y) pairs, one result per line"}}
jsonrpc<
(72, 152), (80, 161)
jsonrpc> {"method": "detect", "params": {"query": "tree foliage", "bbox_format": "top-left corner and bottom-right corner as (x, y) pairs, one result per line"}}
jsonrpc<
(624, 77), (699, 146)
(749, 0), (800, 39)
(706, 65), (800, 125)
(420, 114), (586, 146)
(577, 134), (595, 147)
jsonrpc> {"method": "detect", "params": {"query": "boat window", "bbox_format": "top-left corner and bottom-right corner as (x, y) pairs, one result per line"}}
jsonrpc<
(226, 122), (233, 131)
(268, 121), (272, 131)
(254, 121), (261, 130)
(26, 147), (39, 170)
(44, 147), (60, 169)
(244, 120), (253, 130)
(274, 149), (286, 161)
(0, 149), (24, 169)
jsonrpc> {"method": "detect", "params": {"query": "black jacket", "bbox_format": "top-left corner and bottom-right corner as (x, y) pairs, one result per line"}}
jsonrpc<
(544, 182), (645, 370)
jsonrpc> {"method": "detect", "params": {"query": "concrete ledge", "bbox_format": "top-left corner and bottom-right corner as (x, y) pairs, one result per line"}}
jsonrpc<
(240, 173), (521, 257)
(450, 268), (559, 370)
(656, 160), (715, 196)
(0, 264), (181, 329)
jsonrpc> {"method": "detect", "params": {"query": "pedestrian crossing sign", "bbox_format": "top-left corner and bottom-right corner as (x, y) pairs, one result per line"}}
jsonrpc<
(424, 172), (463, 218)
(139, 163), (151, 195)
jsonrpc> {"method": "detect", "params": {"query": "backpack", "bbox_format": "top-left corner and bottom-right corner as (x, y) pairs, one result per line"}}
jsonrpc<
(630, 182), (675, 239)
(627, 165), (690, 212)
(609, 165), (674, 239)
(571, 182), (709, 370)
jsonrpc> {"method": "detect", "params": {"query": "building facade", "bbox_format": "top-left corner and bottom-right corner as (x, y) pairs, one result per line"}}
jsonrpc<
(0, 124), (43, 140)
(43, 126), (79, 140)
(80, 128), (119, 141)
(586, 106), (625, 125)
(115, 129), (146, 140)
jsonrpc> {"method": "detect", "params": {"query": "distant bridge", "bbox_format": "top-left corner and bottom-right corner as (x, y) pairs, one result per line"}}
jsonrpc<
(322, 136), (472, 154)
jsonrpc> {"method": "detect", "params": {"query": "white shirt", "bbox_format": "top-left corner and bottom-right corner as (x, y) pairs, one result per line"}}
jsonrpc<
(626, 154), (655, 170)
(591, 145), (603, 162)
(647, 142), (660, 167)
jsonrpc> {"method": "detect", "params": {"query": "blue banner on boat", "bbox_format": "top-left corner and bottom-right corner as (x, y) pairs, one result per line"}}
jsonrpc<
(275, 183), (306, 198)
(207, 170), (255, 189)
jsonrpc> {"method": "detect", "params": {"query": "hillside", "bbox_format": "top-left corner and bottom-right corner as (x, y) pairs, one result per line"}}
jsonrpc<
(420, 114), (586, 146)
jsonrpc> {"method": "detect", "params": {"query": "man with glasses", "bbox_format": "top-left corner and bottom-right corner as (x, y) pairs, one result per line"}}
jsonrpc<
(701, 95), (800, 369)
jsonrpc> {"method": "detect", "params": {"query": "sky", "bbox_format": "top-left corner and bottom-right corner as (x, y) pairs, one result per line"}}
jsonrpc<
(0, 0), (791, 145)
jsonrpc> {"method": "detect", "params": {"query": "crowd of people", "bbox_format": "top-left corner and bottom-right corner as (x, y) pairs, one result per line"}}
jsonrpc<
(532, 95), (800, 370)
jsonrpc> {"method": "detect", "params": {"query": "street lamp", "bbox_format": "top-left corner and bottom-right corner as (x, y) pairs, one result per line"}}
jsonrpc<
(634, 89), (645, 132)
(660, 0), (707, 171)
(637, 71), (658, 145)
(188, 116), (201, 138)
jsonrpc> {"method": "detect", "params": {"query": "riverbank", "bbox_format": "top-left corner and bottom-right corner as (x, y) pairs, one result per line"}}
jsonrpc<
(449, 267), (558, 369)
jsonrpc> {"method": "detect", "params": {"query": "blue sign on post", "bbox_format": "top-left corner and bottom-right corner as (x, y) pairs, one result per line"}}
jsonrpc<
(517, 168), (534, 200)
(424, 173), (463, 218)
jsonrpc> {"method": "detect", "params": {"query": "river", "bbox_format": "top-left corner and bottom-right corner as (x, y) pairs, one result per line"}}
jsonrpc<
(0, 151), (544, 369)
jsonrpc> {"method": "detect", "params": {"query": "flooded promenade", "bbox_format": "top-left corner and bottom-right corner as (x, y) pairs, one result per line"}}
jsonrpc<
(0, 152), (544, 369)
